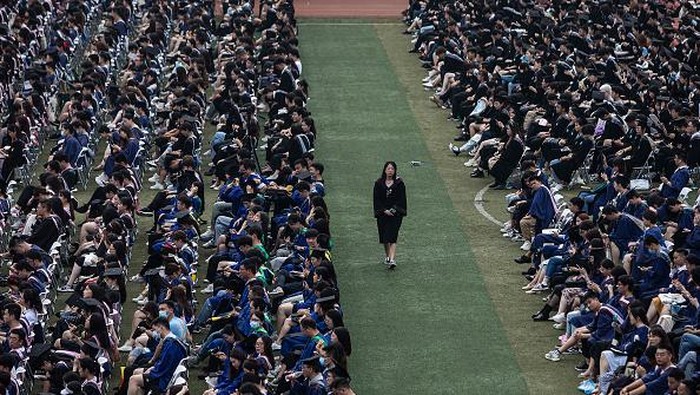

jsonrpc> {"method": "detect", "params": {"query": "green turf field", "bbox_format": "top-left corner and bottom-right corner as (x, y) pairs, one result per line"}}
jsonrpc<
(298, 21), (585, 394)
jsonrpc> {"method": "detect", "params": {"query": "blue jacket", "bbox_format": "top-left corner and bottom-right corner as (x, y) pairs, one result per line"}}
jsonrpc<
(146, 335), (187, 392)
(528, 186), (556, 227)
(635, 251), (672, 299)
(661, 166), (690, 198)
(685, 225), (700, 256)
(63, 135), (82, 165)
(587, 304), (623, 343)
(610, 214), (645, 252)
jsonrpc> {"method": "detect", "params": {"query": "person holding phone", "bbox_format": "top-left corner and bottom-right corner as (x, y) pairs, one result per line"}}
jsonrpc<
(373, 161), (407, 269)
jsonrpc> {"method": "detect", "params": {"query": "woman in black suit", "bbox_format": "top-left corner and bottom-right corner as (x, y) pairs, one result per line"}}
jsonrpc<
(373, 161), (407, 269)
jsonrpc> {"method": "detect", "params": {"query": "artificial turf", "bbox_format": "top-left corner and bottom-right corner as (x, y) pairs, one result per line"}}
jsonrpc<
(298, 22), (531, 394)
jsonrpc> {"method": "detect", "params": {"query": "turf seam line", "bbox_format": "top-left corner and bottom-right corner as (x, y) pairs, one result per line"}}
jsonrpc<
(474, 185), (503, 226)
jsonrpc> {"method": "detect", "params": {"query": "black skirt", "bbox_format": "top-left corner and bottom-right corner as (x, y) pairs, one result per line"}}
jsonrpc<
(377, 216), (403, 244)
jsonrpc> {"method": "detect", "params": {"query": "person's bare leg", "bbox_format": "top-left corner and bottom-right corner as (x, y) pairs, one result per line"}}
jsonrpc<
(557, 292), (571, 314)
(557, 332), (580, 352)
(610, 243), (621, 266)
(647, 300), (659, 324)
(127, 374), (145, 395)
(622, 253), (633, 274)
(388, 243), (397, 261)
(277, 318), (293, 341)
(65, 264), (82, 287)
(599, 353), (609, 377)
(276, 303), (293, 332)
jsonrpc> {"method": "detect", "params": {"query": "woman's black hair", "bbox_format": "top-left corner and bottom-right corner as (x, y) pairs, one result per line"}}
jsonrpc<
(333, 327), (352, 356)
(257, 335), (275, 369)
(86, 313), (111, 350)
(21, 288), (44, 314)
(380, 161), (398, 180)
(323, 341), (348, 371)
(325, 308), (344, 329)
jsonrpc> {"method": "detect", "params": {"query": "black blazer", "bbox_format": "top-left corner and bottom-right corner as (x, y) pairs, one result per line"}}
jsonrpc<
(373, 177), (407, 218)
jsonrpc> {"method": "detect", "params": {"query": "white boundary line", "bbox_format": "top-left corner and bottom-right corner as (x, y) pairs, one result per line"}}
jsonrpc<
(297, 22), (404, 26)
(474, 186), (503, 227)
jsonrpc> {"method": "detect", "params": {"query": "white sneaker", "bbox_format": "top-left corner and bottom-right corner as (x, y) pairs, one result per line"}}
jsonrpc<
(545, 349), (561, 362)
(201, 284), (214, 294)
(94, 174), (108, 187)
(464, 158), (477, 167)
(205, 377), (217, 388)
(148, 174), (159, 183)
(550, 312), (566, 324)
(150, 181), (164, 190)
(511, 234), (525, 242)
(422, 82), (433, 88)
(527, 283), (549, 294)
(502, 230), (515, 238)
(118, 344), (133, 352)
(57, 285), (74, 293)
(520, 240), (531, 251)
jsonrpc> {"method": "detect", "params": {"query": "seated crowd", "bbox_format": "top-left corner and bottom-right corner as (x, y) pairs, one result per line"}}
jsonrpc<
(404, 0), (700, 393)
(0, 0), (354, 395)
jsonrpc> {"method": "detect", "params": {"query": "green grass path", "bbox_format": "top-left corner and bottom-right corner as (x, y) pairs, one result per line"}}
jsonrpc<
(373, 24), (583, 393)
(299, 23), (528, 394)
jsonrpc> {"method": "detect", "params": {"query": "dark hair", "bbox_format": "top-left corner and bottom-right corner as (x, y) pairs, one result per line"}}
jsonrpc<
(602, 205), (619, 215)
(333, 327), (352, 356)
(152, 316), (170, 329)
(4, 303), (21, 321)
(257, 335), (275, 369)
(380, 161), (398, 180)
(569, 197), (584, 210)
(667, 367), (684, 381)
(644, 235), (661, 246)
(323, 341), (348, 371)
(300, 316), (317, 330)
(642, 209), (658, 224)
(21, 288), (43, 313)
(627, 300), (648, 325)
(87, 313), (111, 349)
(78, 357), (100, 376)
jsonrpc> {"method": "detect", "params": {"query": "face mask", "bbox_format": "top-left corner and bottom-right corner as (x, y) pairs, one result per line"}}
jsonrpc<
(250, 321), (261, 329)
(319, 357), (326, 367)
(159, 310), (168, 319)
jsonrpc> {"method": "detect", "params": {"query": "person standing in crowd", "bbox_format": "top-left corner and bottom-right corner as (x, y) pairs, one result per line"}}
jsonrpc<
(373, 161), (407, 269)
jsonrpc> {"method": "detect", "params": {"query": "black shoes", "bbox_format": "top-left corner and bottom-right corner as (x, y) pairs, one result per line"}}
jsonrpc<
(470, 169), (484, 178)
(532, 311), (549, 321)
(514, 255), (532, 264)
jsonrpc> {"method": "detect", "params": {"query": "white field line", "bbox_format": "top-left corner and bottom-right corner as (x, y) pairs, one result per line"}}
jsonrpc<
(474, 186), (503, 227)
